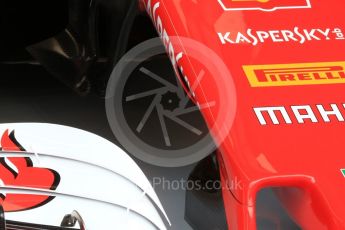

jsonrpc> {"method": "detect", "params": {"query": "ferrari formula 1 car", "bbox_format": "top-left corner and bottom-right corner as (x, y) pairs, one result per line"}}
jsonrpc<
(2, 0), (345, 229)
(139, 0), (345, 229)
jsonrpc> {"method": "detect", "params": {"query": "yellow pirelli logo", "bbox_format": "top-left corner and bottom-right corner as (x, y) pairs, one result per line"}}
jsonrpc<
(243, 62), (345, 87)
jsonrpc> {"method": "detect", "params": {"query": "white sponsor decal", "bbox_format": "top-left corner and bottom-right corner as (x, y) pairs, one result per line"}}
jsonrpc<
(254, 104), (345, 125)
(218, 28), (345, 45)
(146, 0), (183, 70)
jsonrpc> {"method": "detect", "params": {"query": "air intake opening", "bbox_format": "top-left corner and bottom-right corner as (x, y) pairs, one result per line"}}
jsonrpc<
(256, 188), (302, 230)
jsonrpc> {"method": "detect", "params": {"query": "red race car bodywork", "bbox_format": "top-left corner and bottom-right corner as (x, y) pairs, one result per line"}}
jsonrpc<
(141, 0), (345, 229)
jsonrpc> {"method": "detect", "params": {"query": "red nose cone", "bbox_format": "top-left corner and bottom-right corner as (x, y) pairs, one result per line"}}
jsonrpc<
(142, 0), (345, 228)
